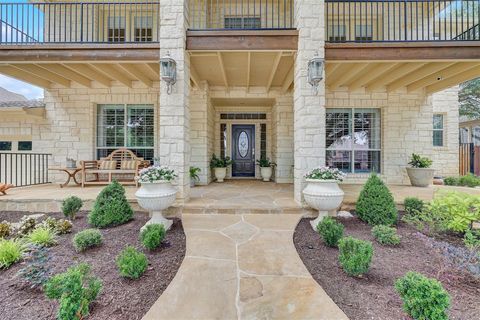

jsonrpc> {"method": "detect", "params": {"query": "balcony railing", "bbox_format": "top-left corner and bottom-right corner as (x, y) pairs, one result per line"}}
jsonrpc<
(0, 153), (51, 187)
(326, 0), (480, 42)
(189, 0), (294, 30)
(0, 2), (159, 44)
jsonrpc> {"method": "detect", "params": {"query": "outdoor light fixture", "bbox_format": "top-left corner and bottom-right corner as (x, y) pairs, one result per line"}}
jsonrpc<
(307, 52), (325, 94)
(160, 51), (177, 94)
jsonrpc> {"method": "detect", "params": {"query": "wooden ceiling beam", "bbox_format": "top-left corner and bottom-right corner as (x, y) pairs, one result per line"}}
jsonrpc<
(387, 62), (456, 92)
(325, 63), (341, 76)
(426, 65), (480, 94)
(246, 52), (251, 91)
(350, 64), (399, 90)
(407, 62), (479, 92)
(366, 63), (426, 91)
(190, 64), (201, 89)
(326, 64), (353, 87)
(12, 64), (71, 87)
(146, 63), (160, 77)
(42, 63), (92, 88)
(119, 63), (153, 87)
(63, 63), (112, 87)
(0, 65), (52, 88)
(281, 64), (294, 93)
(90, 64), (133, 88)
(329, 63), (369, 89)
(266, 52), (282, 92)
(217, 52), (229, 89)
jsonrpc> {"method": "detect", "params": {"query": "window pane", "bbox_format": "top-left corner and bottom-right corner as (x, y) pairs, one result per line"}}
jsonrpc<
(433, 114), (444, 129)
(127, 105), (154, 148)
(326, 109), (352, 150)
(220, 124), (227, 158)
(97, 104), (125, 148)
(353, 109), (381, 150)
(18, 141), (32, 151)
(433, 131), (444, 147)
(354, 151), (381, 173)
(0, 141), (12, 151)
(326, 150), (352, 172)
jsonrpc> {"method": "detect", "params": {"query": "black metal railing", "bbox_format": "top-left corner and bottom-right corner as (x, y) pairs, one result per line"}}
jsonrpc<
(326, 0), (480, 42)
(0, 2), (159, 44)
(0, 153), (50, 187)
(189, 0), (294, 30)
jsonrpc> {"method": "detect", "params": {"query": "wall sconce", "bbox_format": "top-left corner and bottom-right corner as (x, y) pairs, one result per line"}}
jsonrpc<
(160, 51), (177, 94)
(307, 52), (325, 95)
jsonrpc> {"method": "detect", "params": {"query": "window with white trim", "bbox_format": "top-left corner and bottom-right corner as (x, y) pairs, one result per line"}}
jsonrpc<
(224, 16), (261, 29)
(329, 25), (346, 42)
(96, 104), (154, 160)
(433, 114), (444, 147)
(134, 16), (153, 42)
(326, 108), (381, 173)
(108, 16), (126, 42)
(355, 24), (372, 41)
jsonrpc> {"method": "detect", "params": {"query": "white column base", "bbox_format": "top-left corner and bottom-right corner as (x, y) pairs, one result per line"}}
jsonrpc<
(142, 211), (173, 231)
(310, 211), (329, 231)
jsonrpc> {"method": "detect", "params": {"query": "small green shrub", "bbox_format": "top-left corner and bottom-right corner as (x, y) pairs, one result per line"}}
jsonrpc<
(316, 217), (344, 247)
(408, 153), (433, 168)
(458, 174), (480, 188)
(45, 263), (102, 320)
(356, 174), (398, 226)
(404, 197), (425, 215)
(62, 196), (83, 220)
(443, 176), (458, 186)
(0, 221), (12, 238)
(395, 271), (450, 320)
(116, 246), (148, 279)
(338, 236), (373, 277)
(40, 217), (73, 235)
(16, 215), (38, 236)
(140, 224), (166, 250)
(88, 181), (133, 228)
(16, 244), (51, 288)
(73, 229), (103, 252)
(0, 238), (25, 269)
(27, 227), (57, 247)
(371, 225), (401, 246)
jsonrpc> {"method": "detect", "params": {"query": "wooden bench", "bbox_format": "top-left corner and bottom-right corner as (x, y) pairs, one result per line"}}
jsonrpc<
(80, 149), (150, 187)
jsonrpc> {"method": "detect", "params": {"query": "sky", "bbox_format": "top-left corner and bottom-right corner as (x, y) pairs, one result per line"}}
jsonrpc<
(0, 74), (44, 100)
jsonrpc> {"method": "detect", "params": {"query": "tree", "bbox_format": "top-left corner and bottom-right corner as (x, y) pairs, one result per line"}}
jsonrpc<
(459, 77), (480, 119)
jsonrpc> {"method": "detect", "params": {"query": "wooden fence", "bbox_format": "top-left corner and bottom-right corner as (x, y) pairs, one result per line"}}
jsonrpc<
(459, 143), (480, 176)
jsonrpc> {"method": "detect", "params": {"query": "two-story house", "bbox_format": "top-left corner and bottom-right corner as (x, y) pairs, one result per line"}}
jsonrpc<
(0, 0), (479, 203)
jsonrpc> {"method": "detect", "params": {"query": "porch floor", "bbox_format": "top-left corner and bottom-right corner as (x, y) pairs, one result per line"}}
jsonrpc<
(0, 179), (466, 214)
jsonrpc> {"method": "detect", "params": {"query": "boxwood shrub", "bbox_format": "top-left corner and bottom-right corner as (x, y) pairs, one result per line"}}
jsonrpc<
(73, 229), (103, 252)
(140, 224), (166, 250)
(88, 181), (133, 228)
(338, 236), (373, 277)
(316, 217), (344, 247)
(116, 246), (148, 279)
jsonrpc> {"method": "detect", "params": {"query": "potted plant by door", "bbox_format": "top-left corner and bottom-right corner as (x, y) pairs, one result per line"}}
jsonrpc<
(190, 166), (201, 187)
(135, 165), (177, 231)
(256, 157), (277, 182)
(302, 167), (346, 230)
(210, 154), (233, 183)
(406, 153), (434, 187)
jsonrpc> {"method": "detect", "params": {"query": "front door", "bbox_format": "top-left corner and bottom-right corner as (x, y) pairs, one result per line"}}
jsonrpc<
(232, 125), (255, 177)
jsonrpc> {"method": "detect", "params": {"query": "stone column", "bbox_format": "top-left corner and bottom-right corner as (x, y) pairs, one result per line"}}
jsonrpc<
(159, 0), (190, 201)
(293, 0), (326, 203)
(273, 95), (294, 183)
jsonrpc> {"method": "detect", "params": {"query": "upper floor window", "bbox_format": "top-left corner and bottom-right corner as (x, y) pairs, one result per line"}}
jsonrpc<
(224, 16), (261, 29)
(134, 16), (153, 42)
(433, 114), (445, 147)
(18, 141), (33, 151)
(355, 25), (373, 41)
(0, 141), (12, 151)
(329, 25), (346, 42)
(108, 17), (126, 42)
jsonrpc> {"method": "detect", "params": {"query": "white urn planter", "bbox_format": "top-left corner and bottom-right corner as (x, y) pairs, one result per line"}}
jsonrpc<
(406, 167), (435, 187)
(303, 179), (345, 230)
(135, 180), (177, 231)
(260, 167), (273, 182)
(214, 167), (227, 182)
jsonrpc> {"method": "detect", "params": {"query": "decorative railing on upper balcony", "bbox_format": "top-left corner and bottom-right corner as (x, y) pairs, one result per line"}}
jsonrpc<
(189, 0), (294, 30)
(0, 2), (159, 44)
(326, 0), (480, 42)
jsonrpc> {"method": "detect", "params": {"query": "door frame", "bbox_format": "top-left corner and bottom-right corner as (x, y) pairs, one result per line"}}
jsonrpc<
(231, 124), (256, 177)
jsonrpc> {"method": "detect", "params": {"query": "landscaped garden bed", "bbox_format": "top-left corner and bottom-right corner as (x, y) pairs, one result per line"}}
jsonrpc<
(0, 210), (185, 320)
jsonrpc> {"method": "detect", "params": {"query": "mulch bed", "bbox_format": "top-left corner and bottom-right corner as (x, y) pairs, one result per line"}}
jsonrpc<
(0, 211), (186, 320)
(294, 217), (480, 320)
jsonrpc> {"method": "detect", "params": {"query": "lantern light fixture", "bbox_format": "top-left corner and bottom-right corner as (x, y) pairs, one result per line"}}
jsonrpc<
(160, 51), (177, 94)
(307, 52), (325, 95)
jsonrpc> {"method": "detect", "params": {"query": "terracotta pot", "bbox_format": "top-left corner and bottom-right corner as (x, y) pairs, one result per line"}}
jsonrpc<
(135, 180), (177, 231)
(214, 167), (227, 182)
(260, 167), (273, 182)
(406, 167), (435, 187)
(302, 179), (345, 230)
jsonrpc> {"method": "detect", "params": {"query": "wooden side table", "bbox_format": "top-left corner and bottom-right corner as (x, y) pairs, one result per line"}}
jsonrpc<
(48, 167), (82, 188)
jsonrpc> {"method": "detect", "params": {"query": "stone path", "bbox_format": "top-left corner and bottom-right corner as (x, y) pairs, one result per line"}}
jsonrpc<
(143, 214), (348, 320)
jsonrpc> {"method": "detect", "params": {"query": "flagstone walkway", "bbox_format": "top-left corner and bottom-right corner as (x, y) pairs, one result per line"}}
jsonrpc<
(143, 214), (348, 320)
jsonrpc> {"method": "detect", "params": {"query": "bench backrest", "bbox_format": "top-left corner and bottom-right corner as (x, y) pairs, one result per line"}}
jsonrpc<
(99, 149), (150, 170)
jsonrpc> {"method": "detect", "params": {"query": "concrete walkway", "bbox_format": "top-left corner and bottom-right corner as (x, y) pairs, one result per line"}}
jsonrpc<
(143, 214), (348, 320)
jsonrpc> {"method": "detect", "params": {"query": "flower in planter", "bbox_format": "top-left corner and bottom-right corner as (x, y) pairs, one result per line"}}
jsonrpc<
(256, 157), (277, 168)
(137, 165), (177, 183)
(304, 166), (346, 181)
(210, 154), (233, 168)
(408, 153), (432, 168)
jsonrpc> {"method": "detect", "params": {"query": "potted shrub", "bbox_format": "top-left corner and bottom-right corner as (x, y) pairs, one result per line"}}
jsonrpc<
(135, 165), (178, 230)
(210, 154), (233, 183)
(406, 153), (434, 187)
(302, 166), (346, 230)
(190, 166), (201, 187)
(256, 157), (276, 182)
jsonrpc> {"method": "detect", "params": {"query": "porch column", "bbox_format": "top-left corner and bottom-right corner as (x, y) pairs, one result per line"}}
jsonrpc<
(293, 0), (326, 203)
(159, 0), (190, 201)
